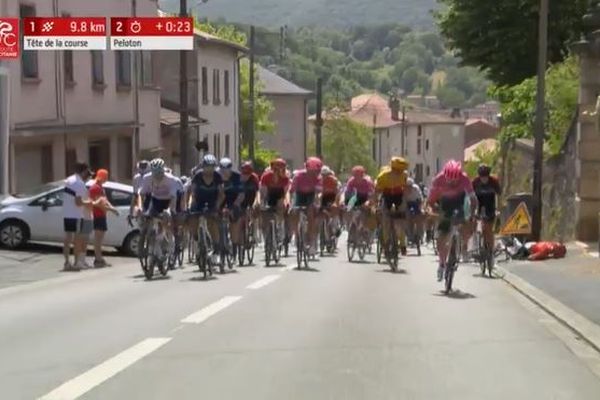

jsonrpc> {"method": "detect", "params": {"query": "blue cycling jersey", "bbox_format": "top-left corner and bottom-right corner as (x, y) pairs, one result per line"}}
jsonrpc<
(221, 171), (243, 208)
(191, 170), (222, 211)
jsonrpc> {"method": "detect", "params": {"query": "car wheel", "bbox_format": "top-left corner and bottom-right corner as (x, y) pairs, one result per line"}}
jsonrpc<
(0, 220), (29, 249)
(121, 231), (140, 257)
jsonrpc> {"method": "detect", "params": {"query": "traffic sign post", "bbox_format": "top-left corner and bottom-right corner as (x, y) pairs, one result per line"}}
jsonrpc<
(499, 202), (532, 236)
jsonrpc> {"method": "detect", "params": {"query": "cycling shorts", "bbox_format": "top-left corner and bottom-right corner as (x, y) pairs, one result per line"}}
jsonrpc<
(437, 193), (466, 234)
(321, 193), (336, 209)
(344, 194), (368, 207)
(146, 197), (171, 218)
(382, 194), (403, 210)
(265, 188), (285, 208)
(407, 201), (422, 216)
(294, 192), (315, 208)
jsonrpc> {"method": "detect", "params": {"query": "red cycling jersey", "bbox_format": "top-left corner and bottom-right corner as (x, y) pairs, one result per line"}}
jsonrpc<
(260, 170), (290, 190)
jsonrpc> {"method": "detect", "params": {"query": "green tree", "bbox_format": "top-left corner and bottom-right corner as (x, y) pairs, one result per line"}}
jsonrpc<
(319, 112), (376, 175)
(436, 0), (587, 85)
(239, 60), (275, 147)
(436, 85), (467, 108)
(489, 56), (579, 155)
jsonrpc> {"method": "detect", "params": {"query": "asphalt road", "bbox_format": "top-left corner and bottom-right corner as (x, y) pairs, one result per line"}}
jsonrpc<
(1, 242), (600, 400)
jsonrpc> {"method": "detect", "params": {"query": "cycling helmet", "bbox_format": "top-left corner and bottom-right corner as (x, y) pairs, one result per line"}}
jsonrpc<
(137, 160), (149, 171)
(241, 161), (254, 174)
(351, 165), (366, 178)
(202, 154), (218, 167)
(443, 160), (463, 181)
(478, 164), (492, 177)
(164, 167), (172, 174)
(150, 158), (165, 173)
(406, 177), (415, 186)
(305, 156), (323, 172)
(390, 156), (409, 172)
(181, 175), (189, 185)
(219, 157), (233, 169)
(270, 158), (287, 169)
(321, 165), (334, 176)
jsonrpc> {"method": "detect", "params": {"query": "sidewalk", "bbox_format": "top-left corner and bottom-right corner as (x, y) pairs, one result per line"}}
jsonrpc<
(502, 243), (600, 326)
(0, 244), (134, 290)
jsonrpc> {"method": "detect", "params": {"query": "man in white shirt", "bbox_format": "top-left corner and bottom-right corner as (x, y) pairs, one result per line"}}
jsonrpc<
(63, 162), (94, 271)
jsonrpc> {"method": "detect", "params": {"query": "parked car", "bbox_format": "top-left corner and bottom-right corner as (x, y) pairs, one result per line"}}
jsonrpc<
(0, 181), (139, 256)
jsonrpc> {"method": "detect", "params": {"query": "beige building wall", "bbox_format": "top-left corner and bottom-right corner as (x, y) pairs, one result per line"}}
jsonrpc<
(259, 95), (307, 170)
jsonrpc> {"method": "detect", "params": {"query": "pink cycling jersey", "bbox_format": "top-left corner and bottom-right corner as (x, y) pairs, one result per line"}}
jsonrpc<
(345, 176), (374, 196)
(428, 172), (474, 203)
(290, 169), (322, 194)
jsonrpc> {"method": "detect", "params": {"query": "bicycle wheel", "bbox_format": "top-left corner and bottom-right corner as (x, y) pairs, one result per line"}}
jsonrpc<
(388, 225), (399, 272)
(144, 234), (156, 280)
(319, 219), (326, 257)
(265, 225), (273, 267)
(476, 232), (486, 275)
(159, 239), (170, 276)
(357, 229), (367, 261)
(445, 235), (459, 294)
(272, 221), (281, 264)
(347, 223), (356, 262)
(295, 230), (303, 269)
(376, 229), (382, 264)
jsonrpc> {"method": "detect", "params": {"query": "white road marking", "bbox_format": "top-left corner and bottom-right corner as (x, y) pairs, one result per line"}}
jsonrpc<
(38, 337), (171, 400)
(280, 264), (296, 272)
(246, 274), (281, 289)
(181, 296), (242, 324)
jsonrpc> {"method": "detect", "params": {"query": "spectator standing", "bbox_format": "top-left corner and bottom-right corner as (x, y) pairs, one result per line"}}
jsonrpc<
(63, 162), (94, 271)
(89, 169), (119, 267)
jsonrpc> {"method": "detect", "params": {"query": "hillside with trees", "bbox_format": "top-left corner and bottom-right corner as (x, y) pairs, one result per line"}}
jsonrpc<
(160, 0), (438, 29)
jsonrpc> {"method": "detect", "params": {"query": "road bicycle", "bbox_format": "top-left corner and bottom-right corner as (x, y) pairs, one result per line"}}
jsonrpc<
(218, 208), (236, 273)
(443, 210), (464, 294)
(347, 207), (370, 262)
(295, 207), (310, 269)
(138, 213), (173, 280)
(319, 207), (338, 256)
(262, 206), (284, 266)
(189, 209), (214, 279)
(237, 209), (256, 266)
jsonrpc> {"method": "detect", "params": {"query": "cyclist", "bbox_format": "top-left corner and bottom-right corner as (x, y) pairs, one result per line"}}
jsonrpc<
(138, 159), (179, 256)
(239, 161), (260, 245)
(427, 160), (478, 281)
(320, 165), (341, 238)
(403, 177), (425, 250)
(375, 157), (410, 256)
(187, 154), (224, 258)
(472, 164), (502, 264)
(260, 158), (291, 240)
(218, 157), (245, 251)
(290, 156), (323, 256)
(343, 165), (376, 240)
(129, 160), (149, 217)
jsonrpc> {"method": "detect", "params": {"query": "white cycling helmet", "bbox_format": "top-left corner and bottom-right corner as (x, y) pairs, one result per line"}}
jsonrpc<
(321, 165), (333, 176)
(406, 177), (415, 186)
(150, 158), (165, 173)
(219, 157), (233, 169)
(202, 154), (218, 167)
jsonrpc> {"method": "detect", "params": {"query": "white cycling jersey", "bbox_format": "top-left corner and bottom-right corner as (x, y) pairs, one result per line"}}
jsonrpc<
(139, 172), (179, 200)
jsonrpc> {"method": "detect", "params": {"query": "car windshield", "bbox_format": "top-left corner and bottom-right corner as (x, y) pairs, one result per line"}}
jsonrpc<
(12, 182), (62, 198)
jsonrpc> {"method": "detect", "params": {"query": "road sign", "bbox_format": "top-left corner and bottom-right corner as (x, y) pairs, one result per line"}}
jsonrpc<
(500, 202), (532, 236)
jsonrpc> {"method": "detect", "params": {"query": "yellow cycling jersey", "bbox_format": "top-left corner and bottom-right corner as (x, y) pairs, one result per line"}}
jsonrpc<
(375, 167), (407, 196)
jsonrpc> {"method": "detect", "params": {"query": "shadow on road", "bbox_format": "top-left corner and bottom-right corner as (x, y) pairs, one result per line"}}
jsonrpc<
(293, 266), (320, 272)
(377, 268), (408, 274)
(433, 290), (476, 300)
(471, 273), (500, 280)
(188, 275), (218, 282)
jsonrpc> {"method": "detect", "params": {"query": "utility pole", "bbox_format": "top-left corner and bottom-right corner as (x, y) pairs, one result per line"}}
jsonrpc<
(179, 0), (190, 174)
(248, 25), (256, 162)
(132, 0), (140, 161)
(532, 0), (548, 241)
(315, 77), (323, 158)
(0, 65), (9, 195)
(401, 106), (406, 156)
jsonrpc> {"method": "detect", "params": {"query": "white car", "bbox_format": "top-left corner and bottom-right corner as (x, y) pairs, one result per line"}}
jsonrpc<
(0, 181), (140, 256)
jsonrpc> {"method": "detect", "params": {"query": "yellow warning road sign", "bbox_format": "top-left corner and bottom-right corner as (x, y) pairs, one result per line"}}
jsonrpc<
(500, 202), (532, 235)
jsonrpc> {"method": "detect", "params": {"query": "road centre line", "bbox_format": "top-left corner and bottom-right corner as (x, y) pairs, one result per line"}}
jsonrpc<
(38, 337), (171, 400)
(246, 274), (281, 289)
(181, 295), (242, 324)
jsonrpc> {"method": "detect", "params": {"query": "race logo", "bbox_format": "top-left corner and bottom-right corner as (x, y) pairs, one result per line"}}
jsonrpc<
(0, 19), (19, 59)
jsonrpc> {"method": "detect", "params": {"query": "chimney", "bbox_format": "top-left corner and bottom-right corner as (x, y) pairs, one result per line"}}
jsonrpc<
(389, 95), (400, 121)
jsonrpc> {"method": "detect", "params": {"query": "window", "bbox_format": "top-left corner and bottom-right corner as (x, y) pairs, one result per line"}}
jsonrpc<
(31, 191), (63, 208)
(417, 125), (422, 136)
(417, 138), (422, 155)
(436, 157), (440, 173)
(213, 134), (218, 157)
(91, 51), (104, 86)
(201, 67), (208, 104)
(116, 51), (132, 87)
(64, 51), (74, 85)
(213, 69), (221, 105)
(41, 145), (53, 183)
(415, 163), (423, 183)
(106, 189), (132, 207)
(225, 134), (230, 157)
(224, 70), (230, 105)
(140, 51), (153, 86)
(425, 139), (429, 151)
(20, 4), (38, 79)
(426, 165), (430, 177)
